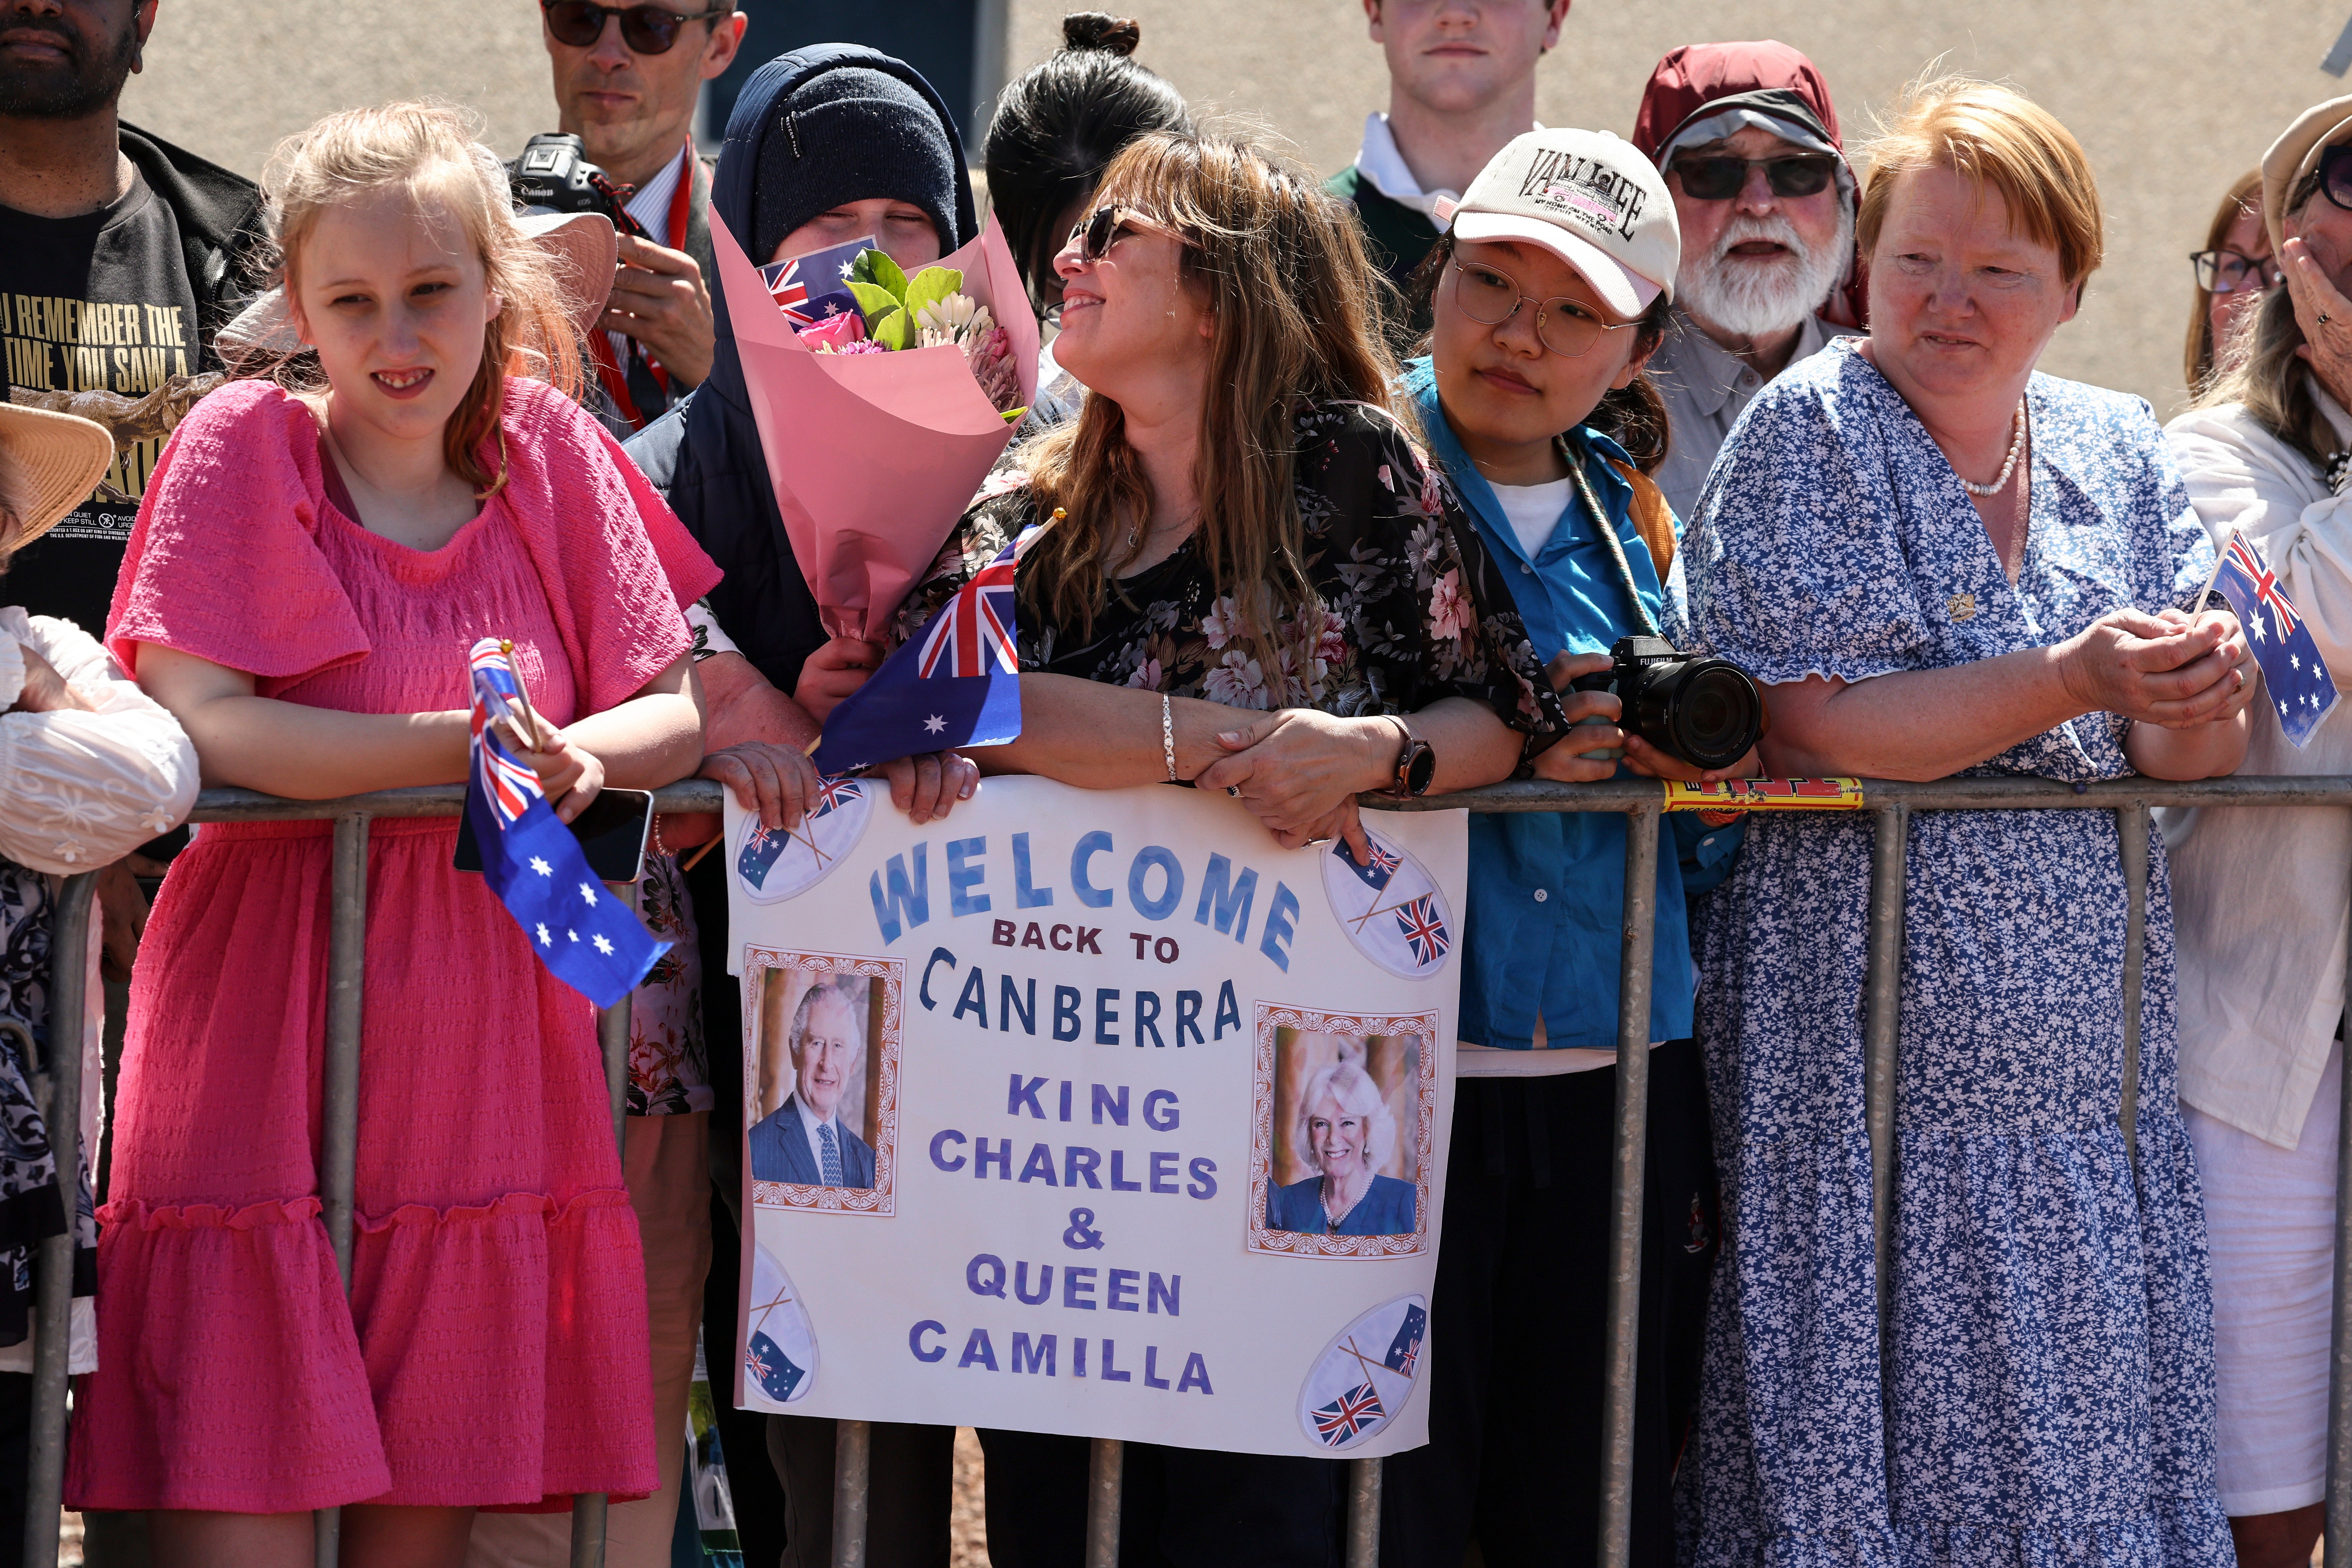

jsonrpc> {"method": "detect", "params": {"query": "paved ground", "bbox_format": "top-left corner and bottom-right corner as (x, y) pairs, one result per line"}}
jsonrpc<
(120, 0), (2352, 412)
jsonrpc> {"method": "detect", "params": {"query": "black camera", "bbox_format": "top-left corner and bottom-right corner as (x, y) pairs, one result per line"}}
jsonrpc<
(508, 132), (624, 220)
(1569, 635), (1765, 771)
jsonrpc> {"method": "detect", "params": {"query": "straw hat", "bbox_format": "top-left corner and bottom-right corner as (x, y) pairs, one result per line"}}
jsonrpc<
(0, 403), (116, 552)
(215, 209), (622, 363)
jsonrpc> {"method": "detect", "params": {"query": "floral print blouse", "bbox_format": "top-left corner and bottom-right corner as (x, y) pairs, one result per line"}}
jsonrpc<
(898, 401), (1566, 747)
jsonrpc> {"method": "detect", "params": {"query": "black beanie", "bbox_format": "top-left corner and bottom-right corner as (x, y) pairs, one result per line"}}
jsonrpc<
(752, 65), (961, 263)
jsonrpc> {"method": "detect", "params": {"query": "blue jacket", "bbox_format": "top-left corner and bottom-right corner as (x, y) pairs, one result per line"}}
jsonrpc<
(749, 1094), (877, 1189)
(624, 45), (979, 695)
(1407, 359), (1739, 1051)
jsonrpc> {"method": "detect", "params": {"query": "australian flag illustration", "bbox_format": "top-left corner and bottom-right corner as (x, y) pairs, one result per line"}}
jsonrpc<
(737, 774), (864, 891)
(1331, 837), (1401, 891)
(1312, 1382), (1386, 1445)
(762, 234), (871, 328)
(811, 530), (1033, 776)
(463, 638), (666, 1007)
(2212, 530), (2340, 748)
(1383, 1303), (1428, 1377)
(745, 1329), (806, 1402)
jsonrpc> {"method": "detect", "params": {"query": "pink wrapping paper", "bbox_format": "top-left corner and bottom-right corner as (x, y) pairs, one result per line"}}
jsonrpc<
(711, 209), (1043, 642)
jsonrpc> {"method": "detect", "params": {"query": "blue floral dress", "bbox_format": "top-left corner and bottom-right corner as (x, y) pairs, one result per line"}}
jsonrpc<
(1674, 340), (2232, 1568)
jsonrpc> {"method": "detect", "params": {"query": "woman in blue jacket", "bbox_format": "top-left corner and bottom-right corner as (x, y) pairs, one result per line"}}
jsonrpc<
(1379, 127), (1755, 1568)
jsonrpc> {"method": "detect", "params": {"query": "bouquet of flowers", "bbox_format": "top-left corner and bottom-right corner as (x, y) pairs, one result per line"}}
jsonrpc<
(713, 212), (1041, 642)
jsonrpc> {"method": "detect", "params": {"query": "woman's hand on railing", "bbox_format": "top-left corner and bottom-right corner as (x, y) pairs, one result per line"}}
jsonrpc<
(879, 752), (980, 827)
(516, 730), (604, 824)
(699, 740), (820, 832)
(1195, 709), (1393, 843)
(793, 636), (886, 724)
(2058, 606), (2249, 730)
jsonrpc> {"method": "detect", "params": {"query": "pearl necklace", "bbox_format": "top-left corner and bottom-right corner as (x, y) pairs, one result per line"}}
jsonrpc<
(1957, 401), (2027, 497)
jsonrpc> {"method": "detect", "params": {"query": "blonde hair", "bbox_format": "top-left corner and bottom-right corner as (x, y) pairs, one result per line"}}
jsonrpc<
(1016, 131), (1398, 698)
(259, 101), (586, 497)
(1857, 74), (2104, 289)
(2198, 274), (2336, 470)
(1295, 1060), (1397, 1174)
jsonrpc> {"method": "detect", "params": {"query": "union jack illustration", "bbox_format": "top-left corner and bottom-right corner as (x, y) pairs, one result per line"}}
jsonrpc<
(917, 553), (1019, 678)
(1312, 1381), (1386, 1445)
(1394, 894), (1450, 966)
(810, 774), (863, 818)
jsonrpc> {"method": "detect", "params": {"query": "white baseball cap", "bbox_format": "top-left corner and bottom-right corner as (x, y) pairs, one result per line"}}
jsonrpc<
(1445, 127), (1680, 317)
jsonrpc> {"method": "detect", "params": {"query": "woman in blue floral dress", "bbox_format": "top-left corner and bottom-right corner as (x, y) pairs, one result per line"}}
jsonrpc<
(1674, 80), (2252, 1568)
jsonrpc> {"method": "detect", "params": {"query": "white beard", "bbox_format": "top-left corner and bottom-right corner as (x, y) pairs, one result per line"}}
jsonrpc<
(1677, 206), (1853, 340)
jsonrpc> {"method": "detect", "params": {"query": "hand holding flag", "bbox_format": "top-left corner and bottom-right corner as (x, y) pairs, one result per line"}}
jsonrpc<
(2198, 529), (2341, 748)
(465, 638), (668, 1006)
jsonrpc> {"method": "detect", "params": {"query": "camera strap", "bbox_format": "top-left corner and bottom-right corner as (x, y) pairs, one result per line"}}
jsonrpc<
(1564, 443), (1662, 640)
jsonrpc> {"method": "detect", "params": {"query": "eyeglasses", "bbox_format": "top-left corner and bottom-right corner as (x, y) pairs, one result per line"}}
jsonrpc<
(2293, 142), (2352, 217)
(1065, 204), (1175, 263)
(1448, 259), (1636, 358)
(1669, 154), (1838, 202)
(2190, 249), (2280, 295)
(541, 0), (729, 54)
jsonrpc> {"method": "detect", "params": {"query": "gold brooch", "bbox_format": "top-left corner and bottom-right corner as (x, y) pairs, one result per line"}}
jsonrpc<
(1948, 592), (1977, 622)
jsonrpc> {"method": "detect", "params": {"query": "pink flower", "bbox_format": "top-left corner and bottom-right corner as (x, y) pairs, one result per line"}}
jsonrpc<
(1378, 464), (1395, 492)
(798, 311), (867, 352)
(1315, 608), (1349, 666)
(1203, 650), (1269, 710)
(1126, 656), (1163, 690)
(1201, 595), (1241, 650)
(1428, 569), (1474, 642)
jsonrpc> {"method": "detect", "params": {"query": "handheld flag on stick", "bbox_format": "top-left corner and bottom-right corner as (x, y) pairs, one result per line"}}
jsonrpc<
(809, 521), (1044, 776)
(464, 638), (667, 1006)
(2198, 530), (2341, 748)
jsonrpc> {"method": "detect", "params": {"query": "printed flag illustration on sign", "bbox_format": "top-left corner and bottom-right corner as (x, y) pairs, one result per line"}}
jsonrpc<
(1312, 1383), (1386, 1446)
(1331, 837), (1401, 892)
(462, 639), (665, 1007)
(811, 527), (1036, 776)
(2209, 531), (2341, 748)
(1383, 1303), (1428, 1377)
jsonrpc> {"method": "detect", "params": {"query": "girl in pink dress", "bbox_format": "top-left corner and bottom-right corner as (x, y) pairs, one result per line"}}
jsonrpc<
(65, 103), (719, 1567)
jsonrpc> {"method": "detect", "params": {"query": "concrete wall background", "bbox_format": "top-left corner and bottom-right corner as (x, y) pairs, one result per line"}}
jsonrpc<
(121, 0), (2352, 413)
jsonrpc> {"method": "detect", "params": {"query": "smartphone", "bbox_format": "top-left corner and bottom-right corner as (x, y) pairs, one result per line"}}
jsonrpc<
(454, 787), (656, 884)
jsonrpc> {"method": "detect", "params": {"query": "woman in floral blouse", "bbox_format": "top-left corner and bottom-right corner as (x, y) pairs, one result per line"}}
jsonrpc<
(887, 128), (1561, 1567)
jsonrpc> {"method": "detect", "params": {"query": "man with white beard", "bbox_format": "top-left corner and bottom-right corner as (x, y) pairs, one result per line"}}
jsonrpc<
(1632, 42), (1861, 519)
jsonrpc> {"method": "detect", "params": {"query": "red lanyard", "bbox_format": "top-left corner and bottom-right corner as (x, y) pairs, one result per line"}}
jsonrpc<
(591, 146), (694, 426)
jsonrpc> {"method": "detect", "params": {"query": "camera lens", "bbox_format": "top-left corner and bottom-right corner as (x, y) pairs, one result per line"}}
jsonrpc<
(1627, 656), (1762, 771)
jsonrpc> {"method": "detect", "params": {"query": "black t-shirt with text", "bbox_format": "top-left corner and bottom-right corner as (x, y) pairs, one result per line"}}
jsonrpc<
(2, 172), (209, 639)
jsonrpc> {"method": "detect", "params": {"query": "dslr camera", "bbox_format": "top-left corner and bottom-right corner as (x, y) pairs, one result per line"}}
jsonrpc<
(1570, 636), (1764, 771)
(507, 132), (625, 220)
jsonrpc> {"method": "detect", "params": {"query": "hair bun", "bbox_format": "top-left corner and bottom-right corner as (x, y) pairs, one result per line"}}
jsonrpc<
(1062, 11), (1141, 55)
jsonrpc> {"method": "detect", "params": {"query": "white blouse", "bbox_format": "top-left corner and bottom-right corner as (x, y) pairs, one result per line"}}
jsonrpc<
(0, 608), (197, 1372)
(2163, 386), (2352, 1149)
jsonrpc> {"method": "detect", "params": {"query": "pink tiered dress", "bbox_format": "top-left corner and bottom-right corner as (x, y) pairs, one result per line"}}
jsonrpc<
(66, 376), (721, 1514)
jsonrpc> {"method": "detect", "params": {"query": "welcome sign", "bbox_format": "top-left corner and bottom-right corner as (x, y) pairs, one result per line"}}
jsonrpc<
(724, 776), (1465, 1457)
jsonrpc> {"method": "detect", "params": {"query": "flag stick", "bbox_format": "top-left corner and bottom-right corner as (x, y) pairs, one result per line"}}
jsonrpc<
(679, 835), (722, 875)
(499, 639), (552, 752)
(2192, 526), (2237, 617)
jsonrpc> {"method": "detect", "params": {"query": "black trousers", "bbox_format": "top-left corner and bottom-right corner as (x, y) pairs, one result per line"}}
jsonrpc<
(975, 1429), (1341, 1568)
(1378, 1044), (1720, 1568)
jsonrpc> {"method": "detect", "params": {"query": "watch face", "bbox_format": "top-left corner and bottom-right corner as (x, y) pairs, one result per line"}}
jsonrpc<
(1404, 741), (1436, 795)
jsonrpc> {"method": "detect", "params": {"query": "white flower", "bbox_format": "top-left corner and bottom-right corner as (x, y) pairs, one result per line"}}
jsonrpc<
(1203, 649), (1269, 709)
(1202, 595), (1241, 650)
(915, 292), (980, 338)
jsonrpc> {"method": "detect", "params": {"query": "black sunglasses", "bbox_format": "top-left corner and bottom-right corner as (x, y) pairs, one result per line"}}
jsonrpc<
(2294, 142), (2352, 217)
(1670, 154), (1838, 202)
(541, 0), (729, 54)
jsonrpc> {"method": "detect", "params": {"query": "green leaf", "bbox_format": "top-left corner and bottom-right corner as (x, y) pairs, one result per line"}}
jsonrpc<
(846, 281), (904, 326)
(848, 249), (907, 301)
(871, 309), (914, 351)
(901, 267), (965, 323)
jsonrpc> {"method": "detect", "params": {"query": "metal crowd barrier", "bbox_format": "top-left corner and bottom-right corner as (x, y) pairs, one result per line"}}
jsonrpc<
(22, 773), (2352, 1568)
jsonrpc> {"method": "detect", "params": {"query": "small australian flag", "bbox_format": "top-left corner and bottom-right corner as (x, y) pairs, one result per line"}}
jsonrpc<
(761, 234), (871, 328)
(1383, 1303), (1428, 1376)
(1331, 837), (1400, 892)
(811, 529), (1034, 776)
(746, 1329), (806, 1402)
(2211, 531), (2341, 748)
(463, 639), (667, 1007)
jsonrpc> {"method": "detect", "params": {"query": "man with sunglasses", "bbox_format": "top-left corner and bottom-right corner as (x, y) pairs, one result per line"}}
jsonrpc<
(1630, 40), (1860, 521)
(1326, 0), (1572, 336)
(541, 0), (746, 428)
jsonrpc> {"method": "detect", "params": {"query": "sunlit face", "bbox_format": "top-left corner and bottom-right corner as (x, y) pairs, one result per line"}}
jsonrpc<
(1866, 163), (2077, 407)
(1365, 0), (1567, 121)
(2208, 202), (2272, 361)
(289, 185), (500, 450)
(1432, 237), (1647, 455)
(793, 991), (862, 1123)
(1307, 1093), (1371, 1182)
(546, 0), (739, 183)
(1047, 206), (1212, 402)
(769, 198), (944, 270)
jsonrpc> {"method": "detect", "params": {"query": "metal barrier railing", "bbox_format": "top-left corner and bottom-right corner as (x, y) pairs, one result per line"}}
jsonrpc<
(20, 773), (2352, 1568)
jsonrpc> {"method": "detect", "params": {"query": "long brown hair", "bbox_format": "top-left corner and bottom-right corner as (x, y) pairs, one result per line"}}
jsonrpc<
(1018, 131), (1397, 697)
(2185, 170), (2263, 393)
(259, 101), (586, 497)
(1404, 232), (1673, 474)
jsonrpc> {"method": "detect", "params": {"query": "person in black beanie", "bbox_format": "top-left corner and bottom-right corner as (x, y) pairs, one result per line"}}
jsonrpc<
(622, 43), (980, 1568)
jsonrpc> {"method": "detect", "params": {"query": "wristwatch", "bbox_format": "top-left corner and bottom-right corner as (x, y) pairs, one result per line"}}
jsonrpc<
(1390, 719), (1436, 797)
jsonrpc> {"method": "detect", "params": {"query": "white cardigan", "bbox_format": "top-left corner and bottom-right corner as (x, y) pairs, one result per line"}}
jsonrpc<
(0, 608), (198, 1371)
(2163, 386), (2352, 1149)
